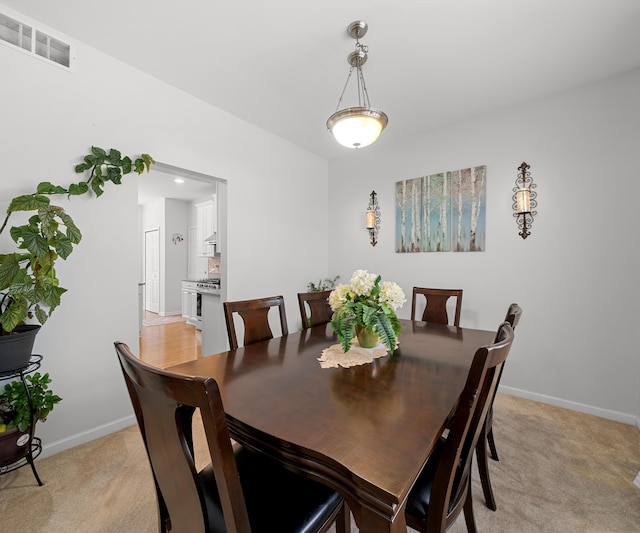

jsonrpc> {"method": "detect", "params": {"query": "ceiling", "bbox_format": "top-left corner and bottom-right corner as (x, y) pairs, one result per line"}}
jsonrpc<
(137, 170), (217, 206)
(5, 1), (640, 162)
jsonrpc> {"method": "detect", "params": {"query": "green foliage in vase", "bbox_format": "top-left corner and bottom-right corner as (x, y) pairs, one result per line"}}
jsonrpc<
(0, 147), (154, 334)
(329, 269), (406, 353)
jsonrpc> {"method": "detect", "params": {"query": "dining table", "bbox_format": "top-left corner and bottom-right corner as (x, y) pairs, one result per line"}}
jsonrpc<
(169, 318), (496, 532)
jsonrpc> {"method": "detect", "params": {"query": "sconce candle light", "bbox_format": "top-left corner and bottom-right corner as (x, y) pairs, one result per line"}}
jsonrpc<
(512, 162), (537, 239)
(366, 190), (380, 246)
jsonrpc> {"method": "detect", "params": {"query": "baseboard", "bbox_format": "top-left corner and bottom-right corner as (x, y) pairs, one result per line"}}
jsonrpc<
(39, 414), (137, 459)
(499, 385), (638, 426)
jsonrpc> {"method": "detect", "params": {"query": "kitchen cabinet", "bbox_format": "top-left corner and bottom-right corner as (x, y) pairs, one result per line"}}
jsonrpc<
(195, 199), (216, 257)
(181, 282), (202, 330)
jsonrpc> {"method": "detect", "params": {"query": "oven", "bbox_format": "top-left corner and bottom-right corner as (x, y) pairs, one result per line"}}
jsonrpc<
(196, 292), (202, 320)
(194, 278), (221, 331)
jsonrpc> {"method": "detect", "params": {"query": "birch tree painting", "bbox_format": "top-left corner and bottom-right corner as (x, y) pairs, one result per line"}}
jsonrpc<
(395, 173), (451, 252)
(452, 165), (486, 252)
(396, 165), (486, 253)
(395, 177), (423, 252)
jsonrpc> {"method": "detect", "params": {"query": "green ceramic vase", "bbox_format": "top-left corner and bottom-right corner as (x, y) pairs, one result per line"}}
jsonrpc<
(355, 325), (378, 348)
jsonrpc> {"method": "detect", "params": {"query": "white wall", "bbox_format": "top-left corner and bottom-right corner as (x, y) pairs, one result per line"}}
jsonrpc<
(162, 199), (189, 315)
(328, 68), (640, 425)
(1, 6), (329, 455)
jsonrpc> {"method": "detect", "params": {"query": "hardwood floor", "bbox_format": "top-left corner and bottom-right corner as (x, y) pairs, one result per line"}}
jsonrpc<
(139, 311), (202, 368)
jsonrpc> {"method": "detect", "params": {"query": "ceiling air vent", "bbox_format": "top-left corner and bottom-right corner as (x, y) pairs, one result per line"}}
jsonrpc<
(0, 12), (72, 69)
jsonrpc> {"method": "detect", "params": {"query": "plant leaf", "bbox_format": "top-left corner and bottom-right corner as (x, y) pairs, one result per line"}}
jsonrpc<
(37, 182), (68, 195)
(7, 194), (50, 214)
(121, 156), (132, 174)
(106, 166), (123, 184)
(68, 182), (89, 196)
(58, 211), (82, 244)
(91, 146), (107, 160)
(91, 175), (105, 197)
(0, 296), (28, 332)
(34, 304), (49, 325)
(0, 254), (20, 291)
(107, 148), (122, 165)
(16, 225), (50, 256)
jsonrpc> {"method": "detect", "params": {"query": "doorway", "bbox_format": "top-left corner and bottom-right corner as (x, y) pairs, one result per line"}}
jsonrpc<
(144, 228), (160, 313)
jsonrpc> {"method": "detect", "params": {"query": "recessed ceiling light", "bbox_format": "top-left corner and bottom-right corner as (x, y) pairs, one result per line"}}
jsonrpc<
(174, 178), (184, 184)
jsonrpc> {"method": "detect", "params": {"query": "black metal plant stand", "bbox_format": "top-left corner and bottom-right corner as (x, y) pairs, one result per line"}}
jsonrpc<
(0, 354), (44, 486)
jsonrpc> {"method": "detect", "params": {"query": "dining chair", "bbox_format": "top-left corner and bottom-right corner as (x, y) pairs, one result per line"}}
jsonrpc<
(476, 303), (523, 511)
(297, 290), (333, 330)
(114, 341), (350, 533)
(405, 321), (515, 533)
(410, 287), (463, 326)
(224, 295), (289, 350)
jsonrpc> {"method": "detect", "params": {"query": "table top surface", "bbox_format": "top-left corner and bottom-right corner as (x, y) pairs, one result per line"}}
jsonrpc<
(169, 319), (495, 523)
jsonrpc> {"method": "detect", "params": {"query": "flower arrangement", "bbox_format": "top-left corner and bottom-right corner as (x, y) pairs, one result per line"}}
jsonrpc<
(329, 269), (406, 353)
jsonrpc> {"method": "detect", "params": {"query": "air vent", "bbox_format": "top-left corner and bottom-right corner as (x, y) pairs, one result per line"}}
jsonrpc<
(0, 12), (72, 69)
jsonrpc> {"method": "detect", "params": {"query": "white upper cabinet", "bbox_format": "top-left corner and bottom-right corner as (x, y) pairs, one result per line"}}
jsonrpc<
(195, 198), (217, 257)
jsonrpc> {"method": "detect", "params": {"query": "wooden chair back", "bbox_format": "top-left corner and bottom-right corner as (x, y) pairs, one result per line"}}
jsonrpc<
(297, 290), (333, 329)
(410, 287), (463, 326)
(224, 295), (288, 350)
(504, 302), (522, 330)
(406, 322), (515, 532)
(114, 341), (251, 533)
(476, 302), (524, 511)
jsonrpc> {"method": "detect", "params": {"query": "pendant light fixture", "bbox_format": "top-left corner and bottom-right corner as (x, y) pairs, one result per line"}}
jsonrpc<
(327, 21), (388, 149)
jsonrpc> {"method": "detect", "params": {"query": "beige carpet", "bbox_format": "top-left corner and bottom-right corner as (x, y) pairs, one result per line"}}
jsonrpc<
(1, 394), (639, 532)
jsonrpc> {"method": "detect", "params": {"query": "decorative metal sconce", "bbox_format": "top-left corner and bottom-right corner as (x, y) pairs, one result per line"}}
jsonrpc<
(512, 162), (537, 239)
(172, 233), (184, 245)
(366, 190), (380, 246)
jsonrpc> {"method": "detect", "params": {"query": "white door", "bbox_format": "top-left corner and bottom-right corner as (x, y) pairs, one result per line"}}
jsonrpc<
(145, 229), (160, 313)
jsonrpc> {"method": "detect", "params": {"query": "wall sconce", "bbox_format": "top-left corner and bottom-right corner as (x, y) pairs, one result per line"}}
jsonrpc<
(172, 233), (184, 245)
(366, 190), (380, 246)
(512, 162), (537, 239)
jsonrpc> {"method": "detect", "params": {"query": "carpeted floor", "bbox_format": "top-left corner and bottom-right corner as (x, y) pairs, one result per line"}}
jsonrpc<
(1, 394), (639, 532)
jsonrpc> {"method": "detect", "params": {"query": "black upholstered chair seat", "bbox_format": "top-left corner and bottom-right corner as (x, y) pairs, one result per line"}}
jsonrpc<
(200, 446), (343, 533)
(405, 437), (463, 521)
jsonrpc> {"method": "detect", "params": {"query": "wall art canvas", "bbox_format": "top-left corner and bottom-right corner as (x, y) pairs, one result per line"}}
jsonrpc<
(395, 165), (486, 253)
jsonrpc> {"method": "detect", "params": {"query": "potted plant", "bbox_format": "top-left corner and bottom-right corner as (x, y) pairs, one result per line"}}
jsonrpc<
(0, 147), (154, 371)
(306, 275), (340, 292)
(329, 269), (406, 353)
(0, 371), (61, 466)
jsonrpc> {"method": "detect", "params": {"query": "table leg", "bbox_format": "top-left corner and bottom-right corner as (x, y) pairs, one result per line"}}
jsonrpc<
(358, 505), (408, 533)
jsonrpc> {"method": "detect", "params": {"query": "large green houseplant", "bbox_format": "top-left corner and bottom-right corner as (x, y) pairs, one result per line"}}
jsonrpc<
(0, 146), (154, 370)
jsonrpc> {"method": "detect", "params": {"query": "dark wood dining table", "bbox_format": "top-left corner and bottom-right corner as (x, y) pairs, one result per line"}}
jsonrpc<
(169, 319), (495, 532)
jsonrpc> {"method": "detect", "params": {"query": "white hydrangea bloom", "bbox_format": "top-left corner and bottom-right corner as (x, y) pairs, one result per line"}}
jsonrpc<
(349, 269), (377, 297)
(328, 284), (350, 311)
(380, 281), (407, 311)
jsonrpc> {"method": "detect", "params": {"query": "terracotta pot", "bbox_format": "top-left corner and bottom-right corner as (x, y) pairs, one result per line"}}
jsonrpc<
(0, 426), (31, 466)
(0, 324), (41, 373)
